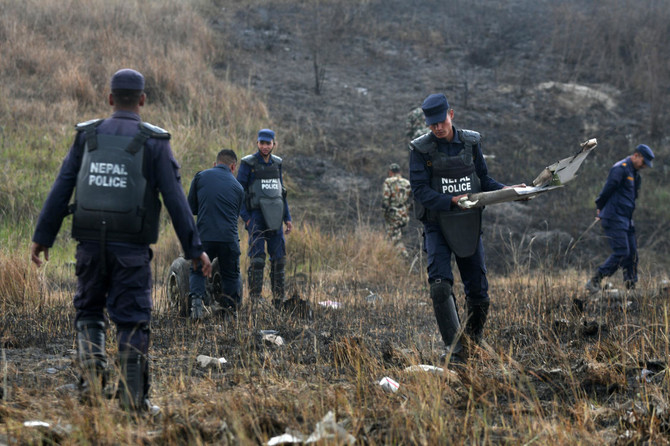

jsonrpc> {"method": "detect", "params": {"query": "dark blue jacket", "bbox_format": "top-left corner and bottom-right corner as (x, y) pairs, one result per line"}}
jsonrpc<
(409, 128), (504, 212)
(596, 156), (641, 229)
(188, 164), (244, 243)
(236, 151), (291, 224)
(32, 111), (204, 259)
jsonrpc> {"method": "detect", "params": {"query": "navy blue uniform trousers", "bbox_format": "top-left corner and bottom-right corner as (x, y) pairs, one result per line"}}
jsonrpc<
(246, 211), (286, 260)
(74, 241), (151, 354)
(598, 219), (638, 282)
(424, 223), (489, 305)
(190, 241), (242, 308)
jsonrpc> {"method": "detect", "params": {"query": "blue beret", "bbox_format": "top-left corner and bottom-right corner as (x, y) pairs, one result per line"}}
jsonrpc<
(110, 69), (145, 91)
(421, 93), (449, 126)
(258, 129), (275, 142)
(635, 144), (654, 168)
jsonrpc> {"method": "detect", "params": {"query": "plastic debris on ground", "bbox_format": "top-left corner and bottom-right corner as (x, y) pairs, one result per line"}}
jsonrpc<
(24, 421), (50, 428)
(379, 376), (399, 393)
(262, 333), (285, 346)
(261, 330), (284, 346)
(365, 293), (380, 303)
(604, 289), (621, 299)
(23, 421), (73, 439)
(266, 411), (355, 445)
(404, 364), (444, 374)
(364, 288), (381, 304)
(196, 355), (227, 368)
(404, 364), (460, 382)
(318, 300), (342, 309)
(267, 431), (304, 445)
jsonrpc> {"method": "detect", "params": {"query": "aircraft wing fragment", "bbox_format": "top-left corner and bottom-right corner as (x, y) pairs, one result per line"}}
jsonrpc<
(458, 138), (597, 209)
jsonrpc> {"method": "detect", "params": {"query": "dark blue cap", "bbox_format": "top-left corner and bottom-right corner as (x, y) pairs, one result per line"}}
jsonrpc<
(421, 93), (449, 125)
(636, 144), (655, 167)
(110, 68), (145, 91)
(389, 163), (400, 172)
(258, 129), (275, 142)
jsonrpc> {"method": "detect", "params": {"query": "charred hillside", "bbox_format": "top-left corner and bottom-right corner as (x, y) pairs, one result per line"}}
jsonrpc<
(210, 0), (670, 273)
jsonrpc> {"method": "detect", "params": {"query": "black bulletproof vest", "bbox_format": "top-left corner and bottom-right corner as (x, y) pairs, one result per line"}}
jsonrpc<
(241, 153), (285, 231)
(410, 130), (483, 257)
(71, 120), (161, 244)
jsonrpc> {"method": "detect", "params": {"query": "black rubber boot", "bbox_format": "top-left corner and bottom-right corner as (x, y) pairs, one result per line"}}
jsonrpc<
(270, 258), (286, 303)
(248, 256), (265, 301)
(118, 350), (146, 412)
(188, 292), (205, 320)
(430, 280), (463, 363)
(465, 301), (489, 344)
(76, 319), (108, 401)
(117, 324), (159, 416)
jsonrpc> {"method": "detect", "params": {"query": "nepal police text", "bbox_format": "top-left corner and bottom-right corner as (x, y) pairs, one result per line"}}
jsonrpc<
(88, 162), (128, 188)
(261, 179), (280, 190)
(441, 177), (471, 194)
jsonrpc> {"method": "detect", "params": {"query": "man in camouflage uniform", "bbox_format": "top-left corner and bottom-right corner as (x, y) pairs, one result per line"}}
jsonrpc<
(406, 107), (430, 140)
(382, 163), (412, 257)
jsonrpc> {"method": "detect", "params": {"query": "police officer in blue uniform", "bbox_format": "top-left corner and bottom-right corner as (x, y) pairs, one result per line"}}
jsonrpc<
(30, 68), (212, 413)
(585, 144), (655, 293)
(237, 129), (293, 304)
(188, 149), (244, 318)
(409, 93), (520, 363)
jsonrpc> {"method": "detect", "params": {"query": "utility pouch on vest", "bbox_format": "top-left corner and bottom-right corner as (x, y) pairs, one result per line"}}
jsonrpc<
(437, 209), (481, 258)
(260, 197), (284, 231)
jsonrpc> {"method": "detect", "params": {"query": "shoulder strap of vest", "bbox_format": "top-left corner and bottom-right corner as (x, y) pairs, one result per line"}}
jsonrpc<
(458, 129), (480, 159)
(409, 132), (436, 154)
(125, 122), (170, 155)
(140, 122), (171, 140)
(241, 154), (258, 167)
(75, 119), (104, 152)
(458, 129), (480, 145)
(270, 154), (283, 165)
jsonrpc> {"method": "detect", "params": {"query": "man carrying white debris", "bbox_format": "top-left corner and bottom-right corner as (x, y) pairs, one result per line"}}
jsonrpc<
(409, 93), (523, 365)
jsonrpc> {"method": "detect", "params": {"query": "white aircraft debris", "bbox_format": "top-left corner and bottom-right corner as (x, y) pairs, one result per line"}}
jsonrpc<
(458, 138), (597, 209)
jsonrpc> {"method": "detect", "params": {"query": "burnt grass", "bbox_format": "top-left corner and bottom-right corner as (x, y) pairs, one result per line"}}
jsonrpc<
(3, 274), (670, 444)
(215, 0), (670, 273)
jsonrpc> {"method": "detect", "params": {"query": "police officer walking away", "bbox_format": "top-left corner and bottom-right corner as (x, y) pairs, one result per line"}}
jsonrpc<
(585, 144), (655, 293)
(30, 69), (212, 413)
(382, 163), (412, 258)
(188, 149), (244, 318)
(409, 93), (520, 364)
(237, 129), (293, 304)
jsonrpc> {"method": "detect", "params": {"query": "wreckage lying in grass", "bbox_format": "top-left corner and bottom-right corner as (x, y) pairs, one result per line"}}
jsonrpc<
(458, 138), (598, 209)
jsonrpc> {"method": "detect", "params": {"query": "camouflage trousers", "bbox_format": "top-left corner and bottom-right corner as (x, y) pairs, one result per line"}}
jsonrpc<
(384, 213), (409, 257)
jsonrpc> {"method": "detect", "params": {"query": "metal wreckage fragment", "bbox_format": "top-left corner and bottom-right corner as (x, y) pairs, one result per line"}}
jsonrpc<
(458, 138), (598, 209)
